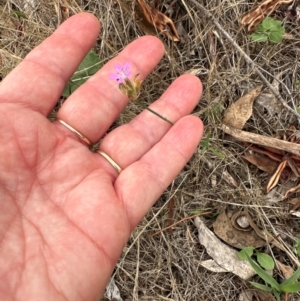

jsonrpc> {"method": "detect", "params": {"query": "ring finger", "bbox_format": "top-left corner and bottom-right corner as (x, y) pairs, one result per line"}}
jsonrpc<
(97, 74), (202, 171)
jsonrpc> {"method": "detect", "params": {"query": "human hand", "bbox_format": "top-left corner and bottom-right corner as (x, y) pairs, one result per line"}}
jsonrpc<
(0, 13), (203, 301)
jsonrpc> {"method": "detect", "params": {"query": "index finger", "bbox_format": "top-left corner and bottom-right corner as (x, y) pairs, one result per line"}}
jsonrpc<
(0, 13), (100, 115)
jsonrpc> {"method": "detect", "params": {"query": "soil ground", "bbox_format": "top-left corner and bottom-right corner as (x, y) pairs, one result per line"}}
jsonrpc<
(1, 0), (300, 300)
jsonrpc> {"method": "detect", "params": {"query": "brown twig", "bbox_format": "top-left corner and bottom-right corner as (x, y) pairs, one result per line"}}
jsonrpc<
(168, 197), (175, 235)
(284, 292), (288, 301)
(149, 211), (212, 238)
(146, 107), (174, 125)
(189, 0), (300, 121)
(221, 124), (300, 156)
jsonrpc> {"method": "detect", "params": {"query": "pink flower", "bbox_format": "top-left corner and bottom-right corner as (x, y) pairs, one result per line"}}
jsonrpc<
(110, 62), (142, 100)
(110, 62), (132, 84)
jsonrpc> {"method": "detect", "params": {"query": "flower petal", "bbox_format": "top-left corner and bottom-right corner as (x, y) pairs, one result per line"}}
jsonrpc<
(110, 74), (120, 80)
(123, 62), (131, 73)
(114, 63), (123, 72)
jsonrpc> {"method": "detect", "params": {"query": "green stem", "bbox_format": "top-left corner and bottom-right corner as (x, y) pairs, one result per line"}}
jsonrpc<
(146, 107), (174, 125)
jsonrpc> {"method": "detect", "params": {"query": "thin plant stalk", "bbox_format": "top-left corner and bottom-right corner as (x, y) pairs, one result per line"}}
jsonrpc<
(146, 107), (174, 125)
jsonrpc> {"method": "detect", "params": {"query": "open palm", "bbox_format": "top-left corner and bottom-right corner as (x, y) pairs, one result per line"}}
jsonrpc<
(0, 13), (203, 301)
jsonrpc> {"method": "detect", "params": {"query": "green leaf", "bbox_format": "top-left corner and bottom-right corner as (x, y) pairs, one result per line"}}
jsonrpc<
(245, 252), (280, 291)
(256, 252), (275, 270)
(256, 23), (265, 32)
(251, 33), (268, 42)
(262, 17), (277, 30)
(249, 282), (273, 292)
(203, 103), (224, 122)
(210, 147), (226, 159)
(269, 27), (285, 43)
(280, 283), (300, 293)
(293, 238), (300, 254)
(251, 17), (285, 44)
(62, 51), (101, 97)
(13, 10), (28, 19)
(273, 19), (283, 28)
(273, 290), (281, 301)
(281, 267), (300, 286)
(238, 247), (254, 260)
(261, 17), (282, 31)
(200, 132), (211, 154)
(189, 210), (203, 215)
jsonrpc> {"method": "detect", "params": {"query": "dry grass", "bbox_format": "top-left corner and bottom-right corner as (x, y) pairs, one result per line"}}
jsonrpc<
(2, 0), (300, 300)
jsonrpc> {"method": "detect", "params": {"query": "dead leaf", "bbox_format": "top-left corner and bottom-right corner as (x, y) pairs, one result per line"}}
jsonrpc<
(222, 86), (262, 130)
(285, 182), (300, 197)
(211, 174), (217, 187)
(267, 160), (288, 193)
(243, 154), (279, 174)
(240, 0), (293, 31)
(286, 197), (300, 205)
(238, 290), (253, 301)
(194, 217), (256, 280)
(136, 0), (180, 41)
(265, 182), (297, 203)
(245, 143), (282, 161)
(213, 211), (266, 249)
(54, 0), (69, 23)
(223, 124), (300, 196)
(105, 278), (123, 301)
(200, 259), (228, 273)
(60, 0), (69, 22)
(221, 169), (239, 188)
(276, 260), (294, 279)
(287, 3), (300, 23)
(184, 68), (203, 76)
(238, 289), (276, 301)
(285, 197), (300, 210)
(207, 30), (216, 58)
(290, 210), (300, 218)
(255, 72), (284, 117)
(255, 92), (283, 117)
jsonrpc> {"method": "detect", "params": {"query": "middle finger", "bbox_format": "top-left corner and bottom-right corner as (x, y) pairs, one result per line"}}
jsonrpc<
(56, 36), (164, 143)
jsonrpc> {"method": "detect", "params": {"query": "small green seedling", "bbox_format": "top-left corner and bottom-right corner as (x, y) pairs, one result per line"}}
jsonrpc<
(203, 103), (224, 123)
(200, 132), (211, 154)
(238, 247), (274, 269)
(63, 50), (102, 97)
(200, 131), (226, 159)
(189, 209), (204, 215)
(13, 10), (28, 19)
(293, 239), (300, 255)
(239, 247), (300, 300)
(251, 17), (285, 43)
